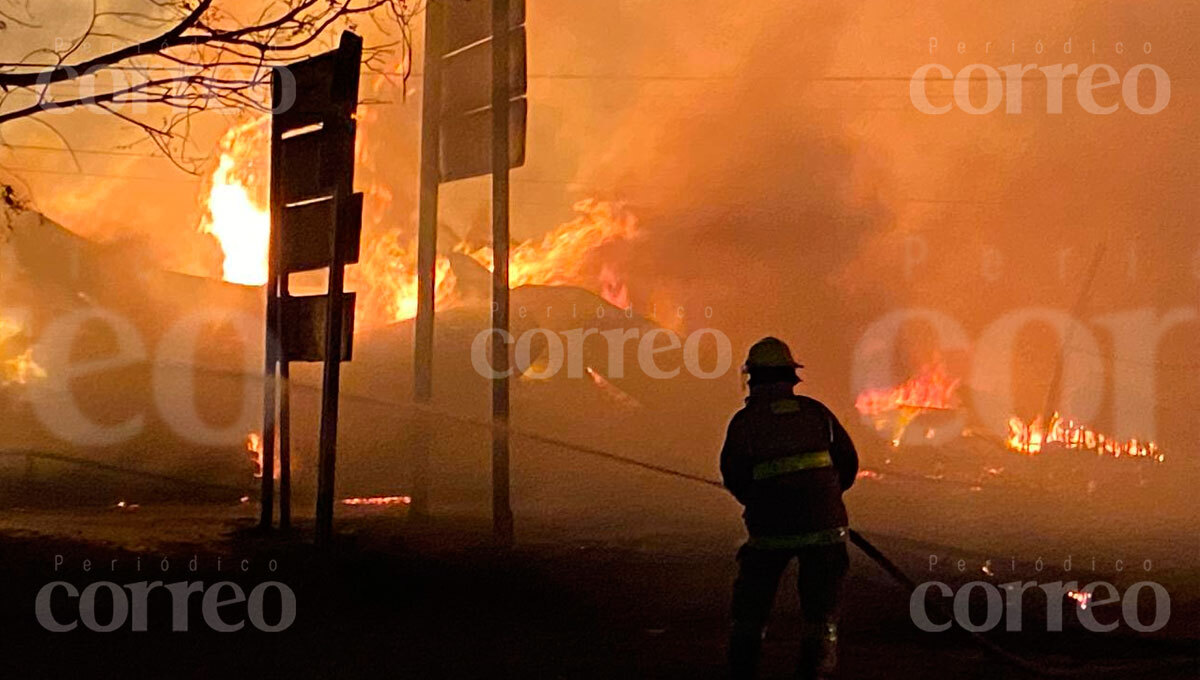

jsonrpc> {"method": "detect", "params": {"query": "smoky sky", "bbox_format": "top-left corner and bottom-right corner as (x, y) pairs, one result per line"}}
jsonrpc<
(2, 0), (1196, 447)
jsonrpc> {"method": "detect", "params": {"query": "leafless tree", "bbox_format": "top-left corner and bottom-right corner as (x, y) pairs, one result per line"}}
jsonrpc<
(0, 0), (414, 174)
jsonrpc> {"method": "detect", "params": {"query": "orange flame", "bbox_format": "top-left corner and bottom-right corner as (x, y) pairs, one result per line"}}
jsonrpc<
(855, 362), (961, 416)
(354, 231), (458, 323)
(1005, 413), (1162, 463)
(0, 316), (46, 386)
(201, 118), (639, 327)
(245, 430), (282, 479)
(199, 119), (270, 286)
(855, 362), (961, 447)
(455, 198), (637, 289)
(341, 495), (412, 506)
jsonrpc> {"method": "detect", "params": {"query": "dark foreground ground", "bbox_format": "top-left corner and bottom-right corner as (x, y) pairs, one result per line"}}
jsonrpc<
(0, 501), (1195, 680)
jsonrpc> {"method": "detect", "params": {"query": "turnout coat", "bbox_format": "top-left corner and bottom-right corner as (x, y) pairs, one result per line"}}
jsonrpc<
(720, 383), (858, 548)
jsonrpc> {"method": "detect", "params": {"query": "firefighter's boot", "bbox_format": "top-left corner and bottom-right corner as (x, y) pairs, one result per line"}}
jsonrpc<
(798, 620), (838, 680)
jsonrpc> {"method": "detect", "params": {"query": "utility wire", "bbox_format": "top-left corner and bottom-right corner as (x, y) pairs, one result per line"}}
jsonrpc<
(0, 165), (201, 182)
(1, 142), (208, 161)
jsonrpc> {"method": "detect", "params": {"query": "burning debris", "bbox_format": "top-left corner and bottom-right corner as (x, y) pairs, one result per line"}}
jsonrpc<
(453, 198), (636, 297)
(246, 432), (262, 477)
(1006, 413), (1163, 463)
(245, 431), (282, 480)
(855, 362), (961, 446)
(854, 360), (1166, 469)
(199, 118), (638, 328)
(357, 198), (637, 324)
(341, 495), (412, 506)
(357, 232), (458, 323)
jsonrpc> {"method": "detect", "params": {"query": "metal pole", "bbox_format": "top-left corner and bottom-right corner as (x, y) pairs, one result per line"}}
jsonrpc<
(279, 343), (292, 531)
(491, 0), (514, 546)
(259, 104), (284, 531)
(313, 31), (362, 547)
(259, 285), (277, 530)
(412, 0), (443, 517)
(315, 189), (346, 547)
(278, 181), (292, 528)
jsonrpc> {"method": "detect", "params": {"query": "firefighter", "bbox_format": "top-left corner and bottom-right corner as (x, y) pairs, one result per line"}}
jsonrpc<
(720, 337), (858, 680)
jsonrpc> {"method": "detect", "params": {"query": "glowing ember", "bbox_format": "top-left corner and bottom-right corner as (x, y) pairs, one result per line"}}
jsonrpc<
(585, 366), (641, 409)
(341, 495), (412, 506)
(1005, 413), (1163, 463)
(1066, 589), (1093, 610)
(856, 469), (883, 480)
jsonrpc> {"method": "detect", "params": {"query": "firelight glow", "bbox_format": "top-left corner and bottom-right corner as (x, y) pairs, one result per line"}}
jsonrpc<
(200, 152), (270, 286)
(199, 119), (637, 325)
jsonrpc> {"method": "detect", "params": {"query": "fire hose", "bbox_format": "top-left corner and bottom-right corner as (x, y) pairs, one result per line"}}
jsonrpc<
(411, 404), (1191, 679)
(4, 379), (1184, 676)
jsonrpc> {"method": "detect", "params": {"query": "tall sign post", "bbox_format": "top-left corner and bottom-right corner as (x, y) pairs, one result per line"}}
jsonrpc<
(414, 0), (527, 544)
(410, 0), (444, 519)
(259, 32), (364, 545)
(489, 0), (515, 545)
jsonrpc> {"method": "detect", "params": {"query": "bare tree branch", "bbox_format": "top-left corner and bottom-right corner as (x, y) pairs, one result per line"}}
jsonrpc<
(0, 0), (415, 172)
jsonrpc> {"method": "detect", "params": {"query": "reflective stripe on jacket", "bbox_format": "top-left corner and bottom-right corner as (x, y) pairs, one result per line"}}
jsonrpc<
(745, 526), (848, 550)
(720, 384), (858, 541)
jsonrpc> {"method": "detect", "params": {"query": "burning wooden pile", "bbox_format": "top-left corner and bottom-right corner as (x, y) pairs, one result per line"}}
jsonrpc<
(855, 362), (1165, 473)
(855, 362), (961, 447)
(0, 187), (677, 506)
(1005, 413), (1163, 462)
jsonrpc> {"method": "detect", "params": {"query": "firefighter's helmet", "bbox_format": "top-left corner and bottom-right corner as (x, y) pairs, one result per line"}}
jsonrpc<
(742, 336), (803, 372)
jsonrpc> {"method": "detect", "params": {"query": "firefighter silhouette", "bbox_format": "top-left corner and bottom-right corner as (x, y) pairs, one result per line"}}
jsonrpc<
(720, 337), (858, 680)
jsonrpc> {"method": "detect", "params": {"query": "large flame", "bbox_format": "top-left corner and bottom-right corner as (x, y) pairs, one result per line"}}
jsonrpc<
(1005, 413), (1163, 463)
(454, 198), (637, 292)
(201, 120), (638, 326)
(855, 362), (961, 416)
(855, 361), (960, 447)
(354, 231), (458, 323)
(199, 119), (271, 286)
